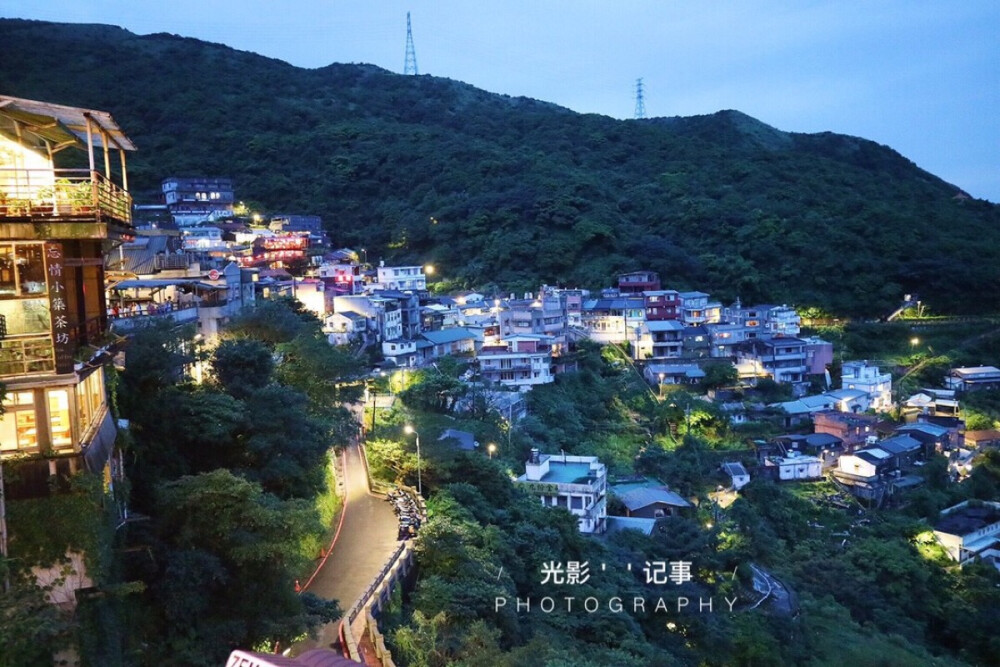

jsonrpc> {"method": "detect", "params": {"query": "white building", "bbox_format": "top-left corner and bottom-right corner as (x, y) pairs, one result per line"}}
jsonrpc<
(841, 361), (893, 412)
(516, 449), (607, 534)
(334, 294), (402, 342)
(375, 262), (427, 292)
(766, 452), (823, 481)
(933, 501), (1000, 566)
(721, 462), (750, 490)
(478, 335), (554, 390)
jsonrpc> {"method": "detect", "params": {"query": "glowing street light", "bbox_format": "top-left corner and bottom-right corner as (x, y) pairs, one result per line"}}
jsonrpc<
(910, 337), (920, 347)
(487, 443), (497, 459)
(404, 425), (422, 495)
(424, 264), (435, 276)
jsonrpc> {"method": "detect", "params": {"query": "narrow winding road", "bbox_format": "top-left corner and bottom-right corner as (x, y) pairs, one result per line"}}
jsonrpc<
(294, 441), (399, 653)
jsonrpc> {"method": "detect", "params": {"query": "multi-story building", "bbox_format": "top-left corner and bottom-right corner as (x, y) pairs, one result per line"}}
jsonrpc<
(478, 335), (554, 390)
(161, 176), (234, 226)
(644, 290), (681, 322)
(678, 291), (721, 327)
(516, 448), (607, 534)
(317, 261), (364, 296)
(813, 411), (882, 450)
(581, 294), (645, 345)
(933, 501), (1000, 566)
(334, 294), (402, 342)
(646, 320), (684, 359)
(841, 361), (893, 412)
(375, 262), (427, 292)
(706, 322), (749, 358)
(722, 301), (801, 339)
(617, 270), (661, 294)
(500, 292), (568, 348)
(0, 94), (133, 603)
(734, 337), (809, 386)
(944, 366), (1000, 393)
(268, 214), (327, 245)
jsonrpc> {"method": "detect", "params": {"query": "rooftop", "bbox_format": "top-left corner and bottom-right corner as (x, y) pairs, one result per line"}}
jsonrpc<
(935, 502), (1000, 536)
(538, 461), (597, 485)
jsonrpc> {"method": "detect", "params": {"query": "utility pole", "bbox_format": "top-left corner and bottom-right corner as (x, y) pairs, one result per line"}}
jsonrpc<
(404, 12), (419, 75)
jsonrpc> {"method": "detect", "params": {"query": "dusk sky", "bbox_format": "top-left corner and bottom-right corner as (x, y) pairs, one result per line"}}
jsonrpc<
(8, 1), (999, 201)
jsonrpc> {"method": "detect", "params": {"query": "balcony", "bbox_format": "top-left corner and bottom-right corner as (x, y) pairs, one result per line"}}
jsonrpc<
(110, 306), (199, 334)
(0, 169), (133, 240)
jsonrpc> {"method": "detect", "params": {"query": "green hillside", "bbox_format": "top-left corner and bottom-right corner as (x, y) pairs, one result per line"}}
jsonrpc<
(2, 18), (998, 316)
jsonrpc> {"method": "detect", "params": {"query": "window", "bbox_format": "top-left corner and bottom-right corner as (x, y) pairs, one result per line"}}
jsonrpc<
(76, 368), (106, 436)
(16, 245), (46, 296)
(0, 391), (37, 454)
(571, 496), (584, 510)
(48, 388), (72, 452)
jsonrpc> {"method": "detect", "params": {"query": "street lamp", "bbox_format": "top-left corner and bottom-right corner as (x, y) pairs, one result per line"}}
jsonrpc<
(487, 443), (497, 459)
(404, 425), (422, 496)
(658, 373), (665, 398)
(360, 248), (367, 265)
(424, 264), (435, 276)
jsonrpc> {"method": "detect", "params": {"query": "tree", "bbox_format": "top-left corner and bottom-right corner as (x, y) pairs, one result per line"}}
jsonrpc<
(701, 360), (738, 391)
(211, 338), (274, 398)
(0, 573), (71, 667)
(148, 470), (321, 665)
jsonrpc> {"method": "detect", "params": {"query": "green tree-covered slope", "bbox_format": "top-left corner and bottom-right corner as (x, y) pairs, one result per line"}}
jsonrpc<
(2, 19), (997, 316)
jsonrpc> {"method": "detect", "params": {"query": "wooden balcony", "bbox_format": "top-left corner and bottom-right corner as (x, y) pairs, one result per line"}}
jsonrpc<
(0, 168), (133, 240)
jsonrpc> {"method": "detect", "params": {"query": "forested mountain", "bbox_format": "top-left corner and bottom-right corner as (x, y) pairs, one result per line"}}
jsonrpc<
(2, 18), (998, 316)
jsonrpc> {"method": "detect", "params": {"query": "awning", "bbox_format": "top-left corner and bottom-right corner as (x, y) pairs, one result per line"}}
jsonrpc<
(83, 410), (117, 473)
(0, 95), (137, 151)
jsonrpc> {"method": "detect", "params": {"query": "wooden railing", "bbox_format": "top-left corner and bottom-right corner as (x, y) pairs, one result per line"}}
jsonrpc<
(0, 168), (132, 225)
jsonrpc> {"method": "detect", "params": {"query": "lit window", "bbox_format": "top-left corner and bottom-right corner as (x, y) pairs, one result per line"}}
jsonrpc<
(0, 391), (37, 454)
(48, 388), (72, 451)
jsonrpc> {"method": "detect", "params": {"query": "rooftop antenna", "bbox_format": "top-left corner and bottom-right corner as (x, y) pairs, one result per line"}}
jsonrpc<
(404, 12), (419, 75)
(634, 78), (646, 119)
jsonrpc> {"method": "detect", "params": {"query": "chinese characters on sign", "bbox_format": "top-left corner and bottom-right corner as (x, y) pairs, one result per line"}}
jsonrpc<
(540, 560), (693, 585)
(46, 242), (74, 374)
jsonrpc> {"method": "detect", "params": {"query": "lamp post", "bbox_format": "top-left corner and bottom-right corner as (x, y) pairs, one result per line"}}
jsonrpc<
(658, 373), (665, 398)
(404, 425), (422, 496)
(487, 443), (497, 459)
(369, 383), (377, 438)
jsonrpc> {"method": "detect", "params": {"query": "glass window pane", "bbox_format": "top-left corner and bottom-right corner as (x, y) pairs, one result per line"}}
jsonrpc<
(16, 245), (46, 295)
(0, 245), (15, 297)
(47, 389), (72, 451)
(0, 412), (17, 452)
(11, 408), (38, 451)
(76, 380), (92, 435)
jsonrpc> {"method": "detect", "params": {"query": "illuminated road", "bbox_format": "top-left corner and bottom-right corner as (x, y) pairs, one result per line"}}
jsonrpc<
(294, 441), (399, 653)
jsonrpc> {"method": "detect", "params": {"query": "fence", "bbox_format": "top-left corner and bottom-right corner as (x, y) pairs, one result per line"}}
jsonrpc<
(341, 483), (426, 665)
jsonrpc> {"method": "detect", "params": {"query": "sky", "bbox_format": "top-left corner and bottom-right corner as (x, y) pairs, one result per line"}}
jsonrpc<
(7, 1), (999, 201)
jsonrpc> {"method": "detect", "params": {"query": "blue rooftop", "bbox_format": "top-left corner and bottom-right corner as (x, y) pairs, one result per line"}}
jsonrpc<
(540, 461), (596, 484)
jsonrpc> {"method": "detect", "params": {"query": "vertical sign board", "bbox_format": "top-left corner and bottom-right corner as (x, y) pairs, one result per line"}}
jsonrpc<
(45, 243), (74, 375)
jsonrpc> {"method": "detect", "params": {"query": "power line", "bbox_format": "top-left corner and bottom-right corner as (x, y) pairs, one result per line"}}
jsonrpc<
(404, 12), (419, 75)
(634, 78), (646, 119)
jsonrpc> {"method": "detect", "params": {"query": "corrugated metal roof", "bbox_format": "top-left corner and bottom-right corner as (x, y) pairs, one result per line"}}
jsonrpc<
(0, 95), (137, 151)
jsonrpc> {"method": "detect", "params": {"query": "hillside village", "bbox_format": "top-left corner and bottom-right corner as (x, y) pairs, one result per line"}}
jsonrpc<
(3, 94), (1000, 666)
(115, 174), (1000, 539)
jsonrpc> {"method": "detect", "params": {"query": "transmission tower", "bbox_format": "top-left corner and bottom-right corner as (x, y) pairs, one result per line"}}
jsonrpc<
(634, 78), (646, 119)
(404, 12), (419, 75)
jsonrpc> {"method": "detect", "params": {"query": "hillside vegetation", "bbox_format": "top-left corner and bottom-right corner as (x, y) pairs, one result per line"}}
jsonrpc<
(2, 19), (998, 316)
